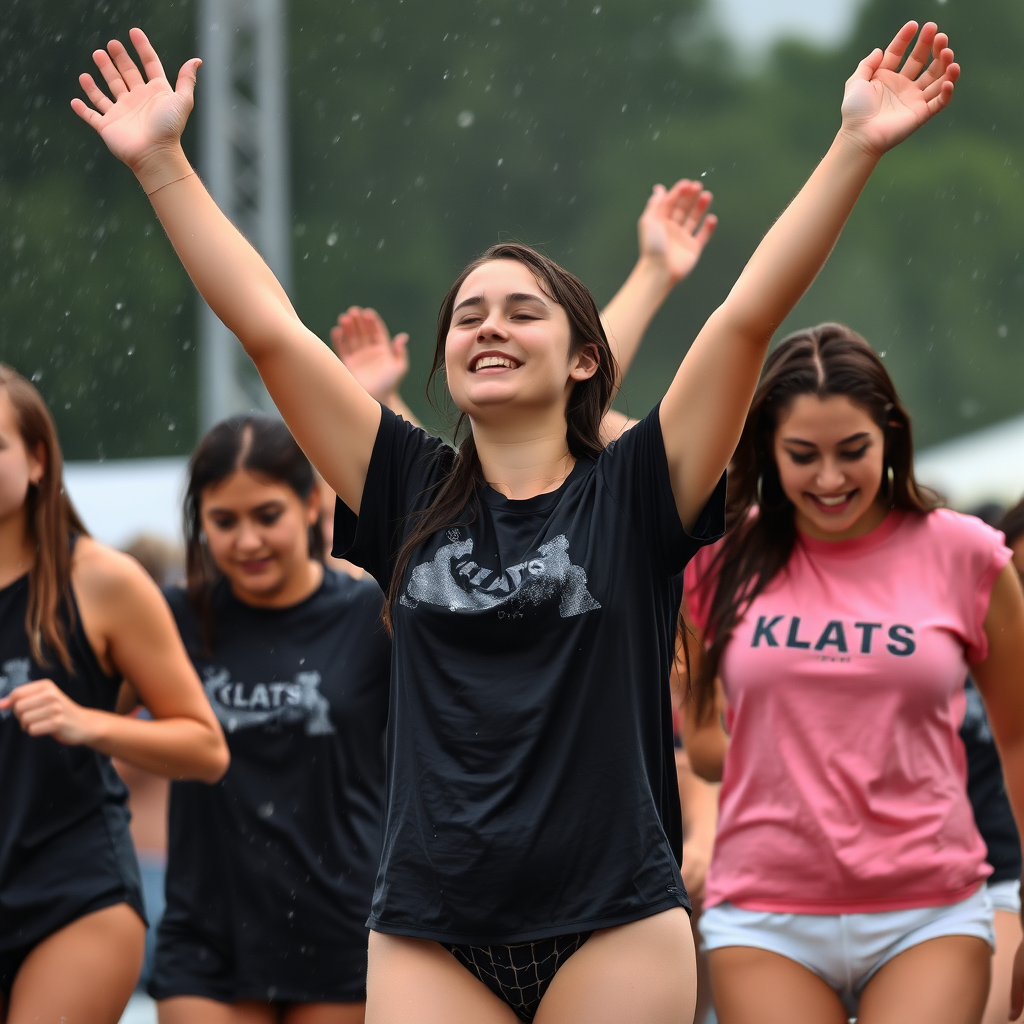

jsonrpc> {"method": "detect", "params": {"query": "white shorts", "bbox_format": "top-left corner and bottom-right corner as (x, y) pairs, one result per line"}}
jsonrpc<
(987, 878), (1021, 916)
(700, 887), (994, 1016)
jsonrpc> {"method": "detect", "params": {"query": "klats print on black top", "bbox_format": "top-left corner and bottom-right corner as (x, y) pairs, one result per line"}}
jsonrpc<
(151, 570), (390, 1003)
(0, 570), (145, 969)
(333, 405), (726, 945)
(961, 677), (1022, 884)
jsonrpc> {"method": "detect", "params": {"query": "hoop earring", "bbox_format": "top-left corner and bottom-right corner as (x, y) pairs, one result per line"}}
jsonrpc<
(883, 464), (895, 502)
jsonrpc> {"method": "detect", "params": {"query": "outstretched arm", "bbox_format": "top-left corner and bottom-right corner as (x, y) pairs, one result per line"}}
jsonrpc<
(330, 306), (421, 425)
(71, 29), (380, 513)
(660, 22), (959, 529)
(602, 179), (716, 387)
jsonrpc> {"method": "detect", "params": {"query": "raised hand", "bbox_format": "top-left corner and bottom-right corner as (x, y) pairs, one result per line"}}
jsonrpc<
(330, 306), (410, 404)
(638, 179), (717, 284)
(840, 21), (959, 158)
(71, 27), (201, 190)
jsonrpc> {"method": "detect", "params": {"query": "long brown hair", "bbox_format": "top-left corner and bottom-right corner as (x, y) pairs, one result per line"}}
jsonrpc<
(384, 242), (618, 628)
(184, 415), (325, 655)
(0, 365), (88, 670)
(690, 324), (939, 719)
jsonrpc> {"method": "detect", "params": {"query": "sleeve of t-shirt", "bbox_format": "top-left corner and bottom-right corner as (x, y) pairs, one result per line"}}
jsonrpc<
(599, 403), (726, 577)
(332, 405), (452, 591)
(939, 510), (1013, 664)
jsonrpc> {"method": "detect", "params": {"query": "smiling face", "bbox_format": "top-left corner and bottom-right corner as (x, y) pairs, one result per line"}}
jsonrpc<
(444, 259), (597, 421)
(199, 468), (320, 604)
(772, 393), (888, 541)
(0, 387), (44, 532)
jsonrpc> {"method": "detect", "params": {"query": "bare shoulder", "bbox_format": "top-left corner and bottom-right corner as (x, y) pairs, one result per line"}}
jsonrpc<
(71, 536), (159, 607)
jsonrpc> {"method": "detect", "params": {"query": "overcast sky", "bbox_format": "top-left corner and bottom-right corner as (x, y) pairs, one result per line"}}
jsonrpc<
(714, 0), (864, 52)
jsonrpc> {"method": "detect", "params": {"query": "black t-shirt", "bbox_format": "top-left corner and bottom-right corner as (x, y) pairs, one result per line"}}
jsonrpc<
(159, 569), (390, 998)
(961, 677), (1021, 884)
(333, 405), (725, 944)
(0, 570), (144, 952)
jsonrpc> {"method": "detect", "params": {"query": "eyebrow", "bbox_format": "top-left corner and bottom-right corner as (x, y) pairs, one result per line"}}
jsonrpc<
(206, 500), (287, 516)
(452, 291), (550, 314)
(782, 431), (872, 447)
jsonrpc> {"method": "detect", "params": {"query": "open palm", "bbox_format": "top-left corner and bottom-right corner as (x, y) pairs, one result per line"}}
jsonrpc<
(841, 21), (959, 157)
(638, 179), (718, 285)
(331, 307), (410, 402)
(71, 28), (200, 173)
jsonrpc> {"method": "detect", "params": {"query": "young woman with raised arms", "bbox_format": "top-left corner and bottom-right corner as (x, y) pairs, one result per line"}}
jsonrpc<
(72, 21), (958, 1023)
(0, 367), (228, 1024)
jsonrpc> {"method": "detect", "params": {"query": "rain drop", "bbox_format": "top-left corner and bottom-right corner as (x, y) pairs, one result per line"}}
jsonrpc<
(998, 325), (1008, 338)
(457, 110), (475, 128)
(326, 232), (338, 246)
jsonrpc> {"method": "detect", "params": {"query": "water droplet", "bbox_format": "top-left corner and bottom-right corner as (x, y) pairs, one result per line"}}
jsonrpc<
(998, 325), (1008, 338)
(258, 802), (274, 818)
(326, 232), (338, 246)
(457, 110), (475, 128)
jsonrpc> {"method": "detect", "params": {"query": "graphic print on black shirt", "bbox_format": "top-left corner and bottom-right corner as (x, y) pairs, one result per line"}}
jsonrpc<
(334, 405), (726, 945)
(401, 530), (601, 618)
(0, 571), (144, 955)
(154, 570), (390, 1002)
(202, 665), (335, 735)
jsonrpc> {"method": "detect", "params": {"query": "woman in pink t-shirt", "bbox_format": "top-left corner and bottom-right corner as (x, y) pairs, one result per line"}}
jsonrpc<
(683, 325), (1024, 1024)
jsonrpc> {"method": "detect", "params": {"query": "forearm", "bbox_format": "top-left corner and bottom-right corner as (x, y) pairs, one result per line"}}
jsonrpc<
(136, 147), (298, 355)
(600, 256), (675, 386)
(718, 130), (878, 342)
(678, 752), (720, 843)
(86, 709), (227, 782)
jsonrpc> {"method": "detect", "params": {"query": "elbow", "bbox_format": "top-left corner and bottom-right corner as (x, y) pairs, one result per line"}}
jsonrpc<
(188, 725), (230, 783)
(689, 751), (723, 784)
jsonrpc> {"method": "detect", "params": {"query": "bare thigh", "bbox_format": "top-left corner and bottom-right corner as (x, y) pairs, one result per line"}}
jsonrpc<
(6, 902), (145, 1024)
(158, 998), (280, 1024)
(982, 911), (1024, 1024)
(857, 935), (990, 1024)
(284, 1002), (365, 1024)
(365, 932), (518, 1024)
(533, 907), (696, 1024)
(159, 998), (365, 1024)
(708, 947), (848, 1024)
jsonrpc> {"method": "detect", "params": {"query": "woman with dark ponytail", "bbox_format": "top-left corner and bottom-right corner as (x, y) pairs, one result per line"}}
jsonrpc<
(683, 326), (1024, 1023)
(76, 18), (960, 1022)
(149, 416), (391, 1024)
(0, 365), (228, 1023)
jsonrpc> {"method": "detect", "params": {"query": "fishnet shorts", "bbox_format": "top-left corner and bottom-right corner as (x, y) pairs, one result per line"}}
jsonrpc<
(444, 931), (593, 1022)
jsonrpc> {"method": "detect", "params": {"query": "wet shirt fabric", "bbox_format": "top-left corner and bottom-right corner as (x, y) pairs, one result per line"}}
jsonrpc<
(961, 676), (1021, 884)
(333, 404), (725, 944)
(0, 570), (144, 957)
(152, 570), (390, 1003)
(685, 509), (1011, 914)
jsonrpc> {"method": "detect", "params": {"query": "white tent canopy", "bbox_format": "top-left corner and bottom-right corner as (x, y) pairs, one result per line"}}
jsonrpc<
(914, 414), (1024, 511)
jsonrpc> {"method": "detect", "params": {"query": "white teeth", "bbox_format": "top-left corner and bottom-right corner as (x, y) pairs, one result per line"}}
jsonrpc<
(816, 495), (848, 506)
(473, 355), (516, 371)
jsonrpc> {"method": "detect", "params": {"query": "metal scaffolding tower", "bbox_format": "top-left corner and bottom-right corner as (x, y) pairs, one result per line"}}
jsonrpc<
(198, 0), (291, 428)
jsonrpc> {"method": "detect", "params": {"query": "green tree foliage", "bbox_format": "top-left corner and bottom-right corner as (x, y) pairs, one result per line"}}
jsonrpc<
(1, 0), (1020, 457)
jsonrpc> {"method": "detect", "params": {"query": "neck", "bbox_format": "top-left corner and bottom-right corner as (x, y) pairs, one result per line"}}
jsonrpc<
(470, 410), (575, 500)
(0, 507), (35, 589)
(230, 558), (324, 610)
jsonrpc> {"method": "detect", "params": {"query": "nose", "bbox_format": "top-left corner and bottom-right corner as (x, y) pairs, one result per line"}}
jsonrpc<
(815, 457), (846, 491)
(235, 518), (264, 552)
(475, 308), (509, 342)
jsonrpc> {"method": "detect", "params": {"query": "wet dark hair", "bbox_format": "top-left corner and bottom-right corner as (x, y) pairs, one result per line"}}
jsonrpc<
(690, 323), (940, 719)
(185, 415), (324, 652)
(0, 364), (88, 670)
(1000, 497), (1024, 550)
(384, 242), (618, 629)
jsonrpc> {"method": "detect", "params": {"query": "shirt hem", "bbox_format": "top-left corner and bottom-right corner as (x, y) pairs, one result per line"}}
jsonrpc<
(367, 893), (689, 946)
(707, 880), (986, 915)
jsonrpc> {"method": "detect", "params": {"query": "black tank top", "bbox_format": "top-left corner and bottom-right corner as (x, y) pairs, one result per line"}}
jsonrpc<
(0, 563), (145, 952)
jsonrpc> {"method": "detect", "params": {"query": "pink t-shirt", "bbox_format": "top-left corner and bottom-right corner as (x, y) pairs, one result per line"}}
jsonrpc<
(685, 509), (1011, 913)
